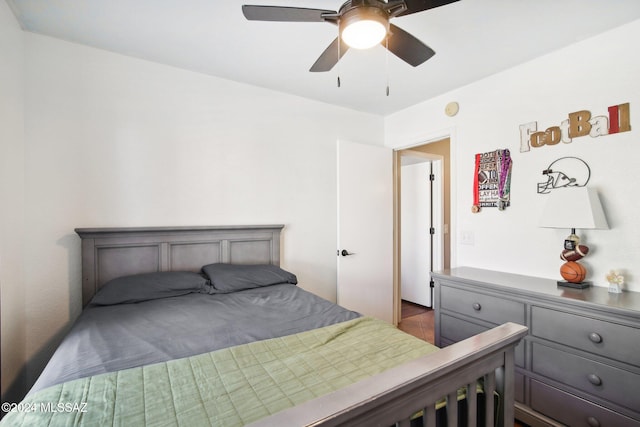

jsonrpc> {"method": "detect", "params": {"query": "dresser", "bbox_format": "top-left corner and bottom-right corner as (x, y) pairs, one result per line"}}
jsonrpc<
(432, 267), (640, 427)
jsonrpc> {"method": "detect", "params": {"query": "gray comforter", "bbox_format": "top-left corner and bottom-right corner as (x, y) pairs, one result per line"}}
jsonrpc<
(30, 284), (359, 394)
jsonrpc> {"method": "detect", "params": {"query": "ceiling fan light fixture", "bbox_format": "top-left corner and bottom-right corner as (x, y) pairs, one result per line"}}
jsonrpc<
(340, 7), (388, 50)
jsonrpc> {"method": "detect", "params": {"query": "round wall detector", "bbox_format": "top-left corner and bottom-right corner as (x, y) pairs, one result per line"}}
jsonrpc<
(445, 101), (459, 117)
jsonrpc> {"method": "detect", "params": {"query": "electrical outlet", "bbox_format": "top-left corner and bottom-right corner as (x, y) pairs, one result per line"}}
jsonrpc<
(461, 231), (475, 246)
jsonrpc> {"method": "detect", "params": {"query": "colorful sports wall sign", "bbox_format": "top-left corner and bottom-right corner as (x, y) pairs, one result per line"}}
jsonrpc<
(472, 149), (512, 213)
(519, 102), (631, 153)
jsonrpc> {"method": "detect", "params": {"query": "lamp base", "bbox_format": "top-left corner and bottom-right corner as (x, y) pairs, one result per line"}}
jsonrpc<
(557, 280), (592, 289)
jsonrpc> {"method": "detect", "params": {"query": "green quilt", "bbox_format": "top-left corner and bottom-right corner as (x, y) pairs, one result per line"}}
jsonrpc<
(2, 317), (439, 426)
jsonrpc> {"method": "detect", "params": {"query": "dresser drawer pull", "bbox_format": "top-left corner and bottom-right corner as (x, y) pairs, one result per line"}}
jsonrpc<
(472, 302), (481, 311)
(588, 332), (602, 343)
(587, 373), (602, 386)
(586, 416), (600, 427)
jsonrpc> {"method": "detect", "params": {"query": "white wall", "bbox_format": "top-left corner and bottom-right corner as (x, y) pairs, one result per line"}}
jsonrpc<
(0, 0), (26, 404)
(386, 20), (640, 292)
(20, 33), (383, 391)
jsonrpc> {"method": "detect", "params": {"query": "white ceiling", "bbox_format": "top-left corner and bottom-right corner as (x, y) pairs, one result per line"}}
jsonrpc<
(8, 0), (640, 116)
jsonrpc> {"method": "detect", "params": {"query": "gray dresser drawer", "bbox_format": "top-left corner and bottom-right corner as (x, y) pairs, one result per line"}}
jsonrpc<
(530, 379), (640, 427)
(532, 342), (640, 412)
(441, 314), (525, 368)
(441, 313), (487, 342)
(440, 285), (525, 325)
(531, 306), (640, 366)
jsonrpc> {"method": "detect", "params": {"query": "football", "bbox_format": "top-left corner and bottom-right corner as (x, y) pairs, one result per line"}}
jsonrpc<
(560, 244), (589, 261)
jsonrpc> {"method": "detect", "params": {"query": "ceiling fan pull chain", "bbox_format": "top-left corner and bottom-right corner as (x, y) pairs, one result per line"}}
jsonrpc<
(337, 33), (342, 88)
(385, 37), (390, 96)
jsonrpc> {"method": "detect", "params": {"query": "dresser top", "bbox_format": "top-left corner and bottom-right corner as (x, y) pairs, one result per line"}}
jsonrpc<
(432, 267), (640, 316)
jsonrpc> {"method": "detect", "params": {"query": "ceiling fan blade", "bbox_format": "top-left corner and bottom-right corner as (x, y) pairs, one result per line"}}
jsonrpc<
(397, 0), (459, 17)
(310, 37), (350, 72)
(242, 5), (335, 22)
(385, 24), (435, 66)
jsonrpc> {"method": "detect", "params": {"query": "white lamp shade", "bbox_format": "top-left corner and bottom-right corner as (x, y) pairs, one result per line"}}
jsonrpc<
(539, 187), (609, 230)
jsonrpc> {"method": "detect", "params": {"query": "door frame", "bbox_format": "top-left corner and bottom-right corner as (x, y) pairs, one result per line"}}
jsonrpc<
(393, 136), (453, 325)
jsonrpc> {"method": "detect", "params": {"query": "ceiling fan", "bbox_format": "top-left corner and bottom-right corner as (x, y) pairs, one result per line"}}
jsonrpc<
(242, 0), (459, 72)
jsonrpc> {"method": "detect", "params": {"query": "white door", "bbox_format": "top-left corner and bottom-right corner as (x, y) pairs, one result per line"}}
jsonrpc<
(399, 157), (444, 307)
(337, 140), (393, 323)
(401, 161), (432, 307)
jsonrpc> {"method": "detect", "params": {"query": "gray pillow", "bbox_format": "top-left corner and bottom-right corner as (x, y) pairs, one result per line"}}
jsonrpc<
(91, 271), (211, 305)
(201, 263), (297, 293)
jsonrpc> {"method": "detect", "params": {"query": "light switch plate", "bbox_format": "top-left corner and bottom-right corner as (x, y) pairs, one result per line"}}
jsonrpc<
(461, 231), (475, 245)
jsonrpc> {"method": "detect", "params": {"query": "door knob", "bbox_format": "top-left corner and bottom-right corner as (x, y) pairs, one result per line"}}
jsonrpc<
(340, 249), (355, 256)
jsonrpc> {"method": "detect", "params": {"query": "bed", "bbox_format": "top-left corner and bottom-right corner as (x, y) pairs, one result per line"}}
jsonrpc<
(1, 225), (527, 426)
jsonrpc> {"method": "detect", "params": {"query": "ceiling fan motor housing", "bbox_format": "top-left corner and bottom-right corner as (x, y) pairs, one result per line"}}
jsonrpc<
(337, 0), (408, 24)
(340, 5), (389, 29)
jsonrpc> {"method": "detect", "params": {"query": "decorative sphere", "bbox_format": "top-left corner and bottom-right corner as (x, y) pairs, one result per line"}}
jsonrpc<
(560, 261), (587, 283)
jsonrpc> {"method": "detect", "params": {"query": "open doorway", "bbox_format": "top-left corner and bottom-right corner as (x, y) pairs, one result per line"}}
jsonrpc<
(394, 138), (451, 335)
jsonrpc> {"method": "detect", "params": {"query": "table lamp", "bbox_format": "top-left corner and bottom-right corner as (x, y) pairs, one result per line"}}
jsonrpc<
(539, 187), (609, 288)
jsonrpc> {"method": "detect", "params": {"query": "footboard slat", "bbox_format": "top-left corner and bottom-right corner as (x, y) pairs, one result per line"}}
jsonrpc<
(484, 372), (496, 427)
(502, 349), (516, 425)
(249, 322), (528, 427)
(466, 382), (478, 427)
(447, 391), (459, 427)
(425, 406), (436, 427)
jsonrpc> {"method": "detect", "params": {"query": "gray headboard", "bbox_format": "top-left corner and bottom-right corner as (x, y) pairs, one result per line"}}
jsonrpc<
(75, 225), (284, 306)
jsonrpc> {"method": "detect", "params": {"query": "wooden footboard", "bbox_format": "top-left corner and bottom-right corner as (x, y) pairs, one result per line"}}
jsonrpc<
(249, 322), (528, 427)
